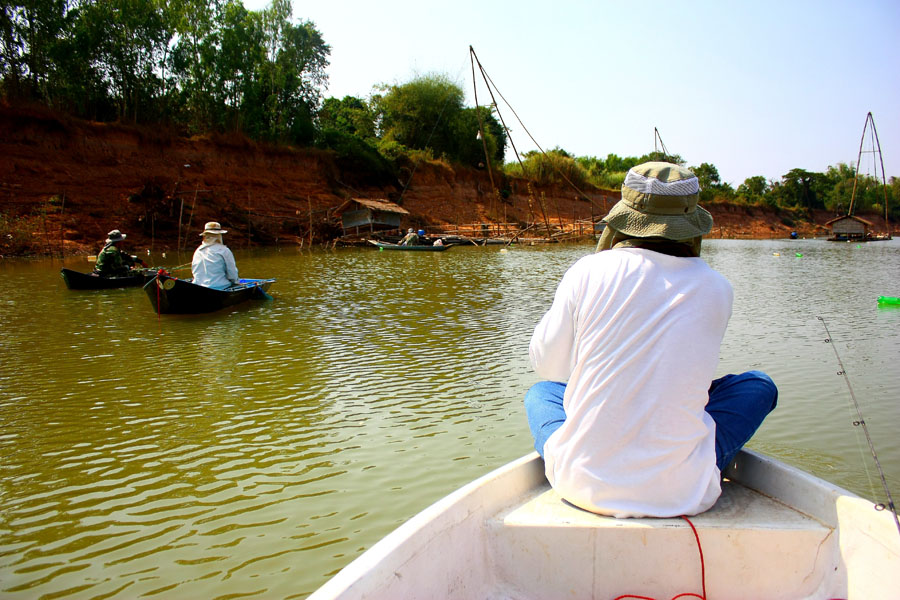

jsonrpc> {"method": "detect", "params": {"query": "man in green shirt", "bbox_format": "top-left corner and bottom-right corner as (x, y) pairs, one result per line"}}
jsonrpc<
(94, 229), (144, 277)
(398, 228), (419, 246)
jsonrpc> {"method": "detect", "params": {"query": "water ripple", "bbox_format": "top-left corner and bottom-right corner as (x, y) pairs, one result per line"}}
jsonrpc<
(1, 242), (899, 597)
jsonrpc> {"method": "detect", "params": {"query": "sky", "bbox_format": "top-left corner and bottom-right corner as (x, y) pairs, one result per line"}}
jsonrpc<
(244, 0), (900, 187)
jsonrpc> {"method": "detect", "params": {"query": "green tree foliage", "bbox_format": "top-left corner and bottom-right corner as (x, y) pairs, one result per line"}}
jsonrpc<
(77, 0), (171, 122)
(1, 0), (70, 101)
(735, 175), (771, 206)
(506, 147), (590, 188)
(768, 168), (829, 209)
(318, 95), (376, 140)
(1, 0), (329, 144)
(690, 162), (731, 202)
(889, 177), (900, 220)
(316, 95), (393, 184)
(372, 73), (506, 166)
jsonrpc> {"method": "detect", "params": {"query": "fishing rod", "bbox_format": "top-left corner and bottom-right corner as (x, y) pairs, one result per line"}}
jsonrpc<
(818, 316), (900, 537)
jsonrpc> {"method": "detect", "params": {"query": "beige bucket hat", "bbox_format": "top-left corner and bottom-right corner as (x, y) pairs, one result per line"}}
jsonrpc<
(105, 229), (126, 243)
(604, 162), (713, 241)
(200, 221), (228, 235)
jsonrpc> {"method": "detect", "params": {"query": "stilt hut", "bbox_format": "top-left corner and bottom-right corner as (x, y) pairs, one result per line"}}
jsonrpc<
(335, 198), (410, 237)
(826, 215), (872, 241)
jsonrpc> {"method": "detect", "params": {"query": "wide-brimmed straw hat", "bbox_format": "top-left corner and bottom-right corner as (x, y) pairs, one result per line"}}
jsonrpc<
(604, 162), (713, 241)
(200, 221), (228, 235)
(105, 229), (126, 243)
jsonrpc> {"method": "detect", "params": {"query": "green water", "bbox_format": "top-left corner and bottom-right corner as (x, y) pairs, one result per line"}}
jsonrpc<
(1, 239), (899, 598)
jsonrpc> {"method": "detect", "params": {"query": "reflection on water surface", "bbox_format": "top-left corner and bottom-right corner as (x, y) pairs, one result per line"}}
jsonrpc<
(1, 239), (899, 598)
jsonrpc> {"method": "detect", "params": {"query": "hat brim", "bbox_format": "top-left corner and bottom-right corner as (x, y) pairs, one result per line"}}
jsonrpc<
(106, 235), (126, 243)
(200, 230), (227, 235)
(605, 199), (712, 241)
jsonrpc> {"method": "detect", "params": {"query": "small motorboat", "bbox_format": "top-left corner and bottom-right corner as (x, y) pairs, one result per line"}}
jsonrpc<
(368, 240), (451, 251)
(144, 272), (274, 314)
(61, 267), (155, 290)
(308, 449), (900, 600)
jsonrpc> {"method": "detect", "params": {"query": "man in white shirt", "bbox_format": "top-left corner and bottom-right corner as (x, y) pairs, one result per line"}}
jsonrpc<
(526, 162), (777, 518)
(192, 221), (239, 289)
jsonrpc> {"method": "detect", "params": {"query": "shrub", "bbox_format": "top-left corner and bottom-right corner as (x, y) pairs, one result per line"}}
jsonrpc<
(0, 213), (39, 255)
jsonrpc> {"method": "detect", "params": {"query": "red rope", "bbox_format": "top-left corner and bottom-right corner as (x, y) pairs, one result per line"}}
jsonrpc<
(612, 515), (705, 600)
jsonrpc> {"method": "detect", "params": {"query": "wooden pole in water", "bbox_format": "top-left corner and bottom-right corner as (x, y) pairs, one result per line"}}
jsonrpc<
(308, 195), (313, 246)
(177, 197), (184, 251)
(40, 198), (52, 256)
(58, 191), (65, 257)
(182, 186), (198, 250)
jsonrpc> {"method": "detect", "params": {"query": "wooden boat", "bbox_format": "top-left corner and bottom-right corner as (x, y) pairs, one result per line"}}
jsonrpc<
(144, 273), (274, 314)
(61, 267), (154, 290)
(368, 240), (451, 251)
(308, 449), (900, 600)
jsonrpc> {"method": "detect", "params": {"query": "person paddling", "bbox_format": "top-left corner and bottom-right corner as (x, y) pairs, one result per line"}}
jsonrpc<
(191, 221), (239, 289)
(525, 161), (778, 518)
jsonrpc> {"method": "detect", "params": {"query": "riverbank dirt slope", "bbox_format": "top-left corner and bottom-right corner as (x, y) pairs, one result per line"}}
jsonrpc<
(1, 105), (839, 257)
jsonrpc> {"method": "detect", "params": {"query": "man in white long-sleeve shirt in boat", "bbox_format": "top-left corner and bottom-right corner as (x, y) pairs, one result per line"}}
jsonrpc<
(525, 162), (778, 518)
(192, 221), (240, 289)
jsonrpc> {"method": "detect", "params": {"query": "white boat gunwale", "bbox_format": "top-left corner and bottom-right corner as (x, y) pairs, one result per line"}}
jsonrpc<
(308, 449), (900, 600)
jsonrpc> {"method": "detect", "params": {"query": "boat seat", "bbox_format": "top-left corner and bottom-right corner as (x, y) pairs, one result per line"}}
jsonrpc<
(487, 479), (836, 600)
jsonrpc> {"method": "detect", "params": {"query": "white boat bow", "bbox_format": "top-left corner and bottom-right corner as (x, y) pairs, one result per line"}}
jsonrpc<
(309, 449), (900, 600)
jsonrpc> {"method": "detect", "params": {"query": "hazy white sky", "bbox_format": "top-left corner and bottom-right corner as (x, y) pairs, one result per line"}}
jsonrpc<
(245, 0), (899, 187)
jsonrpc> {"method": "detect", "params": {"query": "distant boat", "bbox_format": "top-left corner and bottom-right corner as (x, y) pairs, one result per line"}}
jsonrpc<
(144, 273), (274, 314)
(308, 450), (900, 600)
(61, 267), (154, 290)
(368, 240), (451, 252)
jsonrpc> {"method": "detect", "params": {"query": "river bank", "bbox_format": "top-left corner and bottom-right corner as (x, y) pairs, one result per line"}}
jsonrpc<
(1, 104), (853, 257)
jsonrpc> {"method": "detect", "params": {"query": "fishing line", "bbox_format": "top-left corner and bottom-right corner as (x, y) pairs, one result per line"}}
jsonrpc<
(817, 316), (900, 537)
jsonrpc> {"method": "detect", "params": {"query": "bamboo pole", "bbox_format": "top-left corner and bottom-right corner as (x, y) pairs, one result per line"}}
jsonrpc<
(182, 186), (198, 250)
(177, 196), (184, 250)
(58, 191), (65, 257)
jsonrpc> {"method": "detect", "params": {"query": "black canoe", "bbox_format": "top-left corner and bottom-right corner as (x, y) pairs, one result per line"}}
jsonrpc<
(368, 240), (450, 251)
(145, 273), (275, 314)
(61, 267), (155, 290)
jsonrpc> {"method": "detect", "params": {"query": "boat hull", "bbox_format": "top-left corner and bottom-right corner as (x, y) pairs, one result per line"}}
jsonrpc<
(308, 450), (900, 600)
(369, 240), (450, 251)
(61, 267), (153, 290)
(144, 274), (274, 314)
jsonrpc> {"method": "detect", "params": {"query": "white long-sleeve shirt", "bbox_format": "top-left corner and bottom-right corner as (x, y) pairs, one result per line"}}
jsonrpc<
(529, 247), (733, 517)
(191, 242), (239, 290)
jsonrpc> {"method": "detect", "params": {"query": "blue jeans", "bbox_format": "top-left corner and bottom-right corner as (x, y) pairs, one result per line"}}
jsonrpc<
(524, 371), (778, 472)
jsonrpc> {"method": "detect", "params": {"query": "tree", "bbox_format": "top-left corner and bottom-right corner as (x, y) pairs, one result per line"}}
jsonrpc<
(373, 73), (464, 156)
(77, 0), (171, 123)
(373, 72), (505, 165)
(689, 162), (723, 202)
(244, 0), (329, 144)
(217, 1), (265, 131)
(639, 151), (684, 165)
(822, 163), (856, 213)
(505, 147), (590, 187)
(777, 168), (827, 210)
(1, 0), (72, 102)
(318, 95), (376, 140)
(738, 175), (768, 197)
